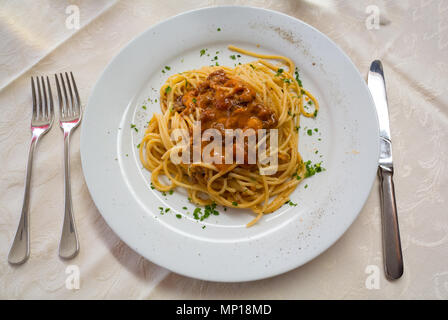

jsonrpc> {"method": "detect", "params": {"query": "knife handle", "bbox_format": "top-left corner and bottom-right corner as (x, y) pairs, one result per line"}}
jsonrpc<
(378, 167), (404, 280)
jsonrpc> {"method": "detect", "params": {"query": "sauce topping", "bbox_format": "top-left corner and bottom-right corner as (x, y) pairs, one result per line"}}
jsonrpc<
(176, 69), (277, 133)
(174, 70), (278, 170)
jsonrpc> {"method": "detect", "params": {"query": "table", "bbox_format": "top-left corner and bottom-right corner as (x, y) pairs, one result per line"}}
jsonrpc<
(1, 0), (447, 299)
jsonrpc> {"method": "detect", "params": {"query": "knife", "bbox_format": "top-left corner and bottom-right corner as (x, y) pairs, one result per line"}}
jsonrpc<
(368, 60), (404, 280)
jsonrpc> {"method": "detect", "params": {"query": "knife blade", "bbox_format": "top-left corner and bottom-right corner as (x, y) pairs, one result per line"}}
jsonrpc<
(368, 60), (404, 280)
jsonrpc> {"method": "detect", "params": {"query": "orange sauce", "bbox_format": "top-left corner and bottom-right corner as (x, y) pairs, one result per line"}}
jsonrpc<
(175, 70), (278, 170)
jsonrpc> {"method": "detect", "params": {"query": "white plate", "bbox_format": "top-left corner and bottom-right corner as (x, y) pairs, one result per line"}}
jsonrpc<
(81, 6), (379, 282)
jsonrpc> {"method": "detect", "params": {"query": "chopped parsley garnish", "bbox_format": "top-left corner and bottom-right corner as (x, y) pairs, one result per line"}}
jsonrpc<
(232, 201), (238, 206)
(202, 225), (206, 229)
(307, 129), (313, 136)
(230, 55), (236, 60)
(165, 86), (171, 94)
(304, 184), (308, 189)
(182, 207), (187, 210)
(193, 208), (201, 220)
(190, 202), (220, 221)
(304, 160), (325, 178)
(275, 68), (284, 76)
(130, 124), (138, 132)
(150, 183), (155, 189)
(158, 206), (171, 215)
(249, 64), (255, 69)
(204, 202), (219, 217)
(314, 110), (318, 117)
(295, 68), (303, 87)
(285, 200), (297, 206)
(192, 98), (197, 104)
(136, 143), (140, 149)
(142, 105), (146, 110)
(217, 27), (221, 31)
(176, 214), (182, 219)
(165, 66), (171, 71)
(200, 49), (207, 56)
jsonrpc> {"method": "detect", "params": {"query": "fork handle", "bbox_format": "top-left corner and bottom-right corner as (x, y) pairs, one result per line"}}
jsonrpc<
(8, 135), (39, 264)
(59, 130), (79, 259)
(379, 167), (403, 280)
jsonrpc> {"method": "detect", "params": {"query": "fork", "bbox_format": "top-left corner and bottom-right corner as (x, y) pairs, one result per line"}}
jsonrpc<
(55, 72), (81, 259)
(8, 77), (54, 265)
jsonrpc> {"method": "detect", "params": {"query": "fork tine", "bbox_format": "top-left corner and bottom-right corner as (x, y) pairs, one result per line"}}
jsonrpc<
(70, 72), (81, 115)
(31, 77), (37, 120)
(59, 73), (70, 117)
(41, 77), (47, 120)
(65, 72), (74, 116)
(36, 76), (43, 120)
(55, 74), (63, 118)
(46, 76), (54, 120)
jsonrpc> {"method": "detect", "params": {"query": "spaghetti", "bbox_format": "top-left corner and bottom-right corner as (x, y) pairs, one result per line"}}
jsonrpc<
(139, 46), (319, 226)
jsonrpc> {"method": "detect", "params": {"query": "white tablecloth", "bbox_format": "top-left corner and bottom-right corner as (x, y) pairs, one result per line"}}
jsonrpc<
(1, 0), (447, 299)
